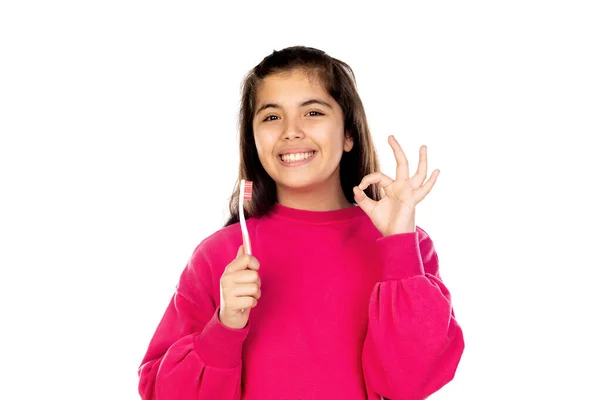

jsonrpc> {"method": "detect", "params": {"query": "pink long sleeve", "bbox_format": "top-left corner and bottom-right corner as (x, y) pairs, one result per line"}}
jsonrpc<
(139, 205), (463, 399)
(361, 228), (465, 400)
(138, 243), (249, 400)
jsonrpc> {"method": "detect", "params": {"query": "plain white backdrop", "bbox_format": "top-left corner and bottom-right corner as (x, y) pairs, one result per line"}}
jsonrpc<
(1, 1), (599, 399)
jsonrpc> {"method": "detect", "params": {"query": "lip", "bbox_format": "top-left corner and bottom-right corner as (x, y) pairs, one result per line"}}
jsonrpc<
(277, 149), (317, 167)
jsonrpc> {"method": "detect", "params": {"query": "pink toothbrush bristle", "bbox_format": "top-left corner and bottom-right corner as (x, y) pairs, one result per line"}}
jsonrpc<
(243, 181), (252, 200)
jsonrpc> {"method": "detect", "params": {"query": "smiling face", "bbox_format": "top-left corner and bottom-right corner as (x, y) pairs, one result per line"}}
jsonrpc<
(252, 69), (354, 207)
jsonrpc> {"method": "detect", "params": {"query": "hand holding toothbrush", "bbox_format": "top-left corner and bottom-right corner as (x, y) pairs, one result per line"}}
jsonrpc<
(218, 244), (262, 329)
(218, 179), (260, 329)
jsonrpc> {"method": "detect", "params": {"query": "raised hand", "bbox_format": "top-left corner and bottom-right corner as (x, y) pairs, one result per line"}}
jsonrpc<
(353, 135), (440, 236)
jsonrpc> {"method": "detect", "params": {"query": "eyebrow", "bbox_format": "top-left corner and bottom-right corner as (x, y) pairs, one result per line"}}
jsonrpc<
(255, 99), (333, 116)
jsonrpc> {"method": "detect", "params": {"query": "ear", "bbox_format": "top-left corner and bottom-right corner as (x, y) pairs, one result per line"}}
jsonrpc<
(343, 130), (354, 152)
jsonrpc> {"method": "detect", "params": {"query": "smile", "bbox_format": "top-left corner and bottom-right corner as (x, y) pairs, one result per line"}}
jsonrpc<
(278, 151), (316, 166)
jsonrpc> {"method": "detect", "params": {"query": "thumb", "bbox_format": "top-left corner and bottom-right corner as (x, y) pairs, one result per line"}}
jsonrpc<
(236, 244), (245, 257)
(353, 186), (377, 214)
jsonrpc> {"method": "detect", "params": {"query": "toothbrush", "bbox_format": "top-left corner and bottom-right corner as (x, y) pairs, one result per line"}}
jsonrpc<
(238, 179), (252, 314)
(239, 179), (253, 255)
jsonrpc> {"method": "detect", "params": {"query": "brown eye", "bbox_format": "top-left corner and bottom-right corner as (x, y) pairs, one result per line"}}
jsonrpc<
(263, 115), (279, 122)
(307, 111), (324, 116)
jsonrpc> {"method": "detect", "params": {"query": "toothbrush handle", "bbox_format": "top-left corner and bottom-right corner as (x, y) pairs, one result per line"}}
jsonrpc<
(242, 233), (252, 256)
(240, 234), (251, 314)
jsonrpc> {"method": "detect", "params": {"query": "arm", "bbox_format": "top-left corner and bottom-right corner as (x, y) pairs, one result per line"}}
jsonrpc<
(138, 243), (249, 400)
(361, 227), (464, 400)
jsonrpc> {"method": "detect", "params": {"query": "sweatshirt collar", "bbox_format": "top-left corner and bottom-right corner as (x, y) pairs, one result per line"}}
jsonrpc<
(268, 202), (365, 223)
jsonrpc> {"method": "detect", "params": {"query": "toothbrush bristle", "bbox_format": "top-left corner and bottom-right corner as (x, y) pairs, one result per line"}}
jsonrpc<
(243, 181), (252, 200)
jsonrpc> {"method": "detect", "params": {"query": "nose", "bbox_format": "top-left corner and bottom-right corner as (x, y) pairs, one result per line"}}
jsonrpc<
(281, 118), (305, 141)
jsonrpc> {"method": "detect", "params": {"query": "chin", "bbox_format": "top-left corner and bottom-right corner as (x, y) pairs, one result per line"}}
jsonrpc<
(267, 163), (338, 191)
(276, 177), (316, 190)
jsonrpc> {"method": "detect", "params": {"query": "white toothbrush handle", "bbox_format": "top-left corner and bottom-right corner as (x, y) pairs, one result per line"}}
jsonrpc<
(238, 179), (252, 314)
(239, 180), (252, 256)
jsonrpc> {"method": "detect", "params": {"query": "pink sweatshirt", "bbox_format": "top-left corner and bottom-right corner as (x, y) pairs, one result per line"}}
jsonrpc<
(138, 203), (464, 400)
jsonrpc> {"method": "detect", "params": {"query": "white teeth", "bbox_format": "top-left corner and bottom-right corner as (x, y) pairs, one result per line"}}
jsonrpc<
(280, 151), (315, 163)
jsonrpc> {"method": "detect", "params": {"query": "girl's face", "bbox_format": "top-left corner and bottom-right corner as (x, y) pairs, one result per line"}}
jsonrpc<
(252, 69), (353, 199)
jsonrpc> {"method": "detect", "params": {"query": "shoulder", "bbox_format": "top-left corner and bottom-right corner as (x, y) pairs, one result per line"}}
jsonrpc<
(189, 222), (243, 266)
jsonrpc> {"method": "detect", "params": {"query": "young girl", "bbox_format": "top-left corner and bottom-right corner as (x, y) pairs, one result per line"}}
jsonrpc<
(138, 46), (464, 400)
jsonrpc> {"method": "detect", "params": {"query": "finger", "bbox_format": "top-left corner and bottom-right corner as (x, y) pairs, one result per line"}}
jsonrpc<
(410, 145), (428, 188)
(389, 135), (409, 181)
(414, 169), (440, 203)
(238, 297), (258, 310)
(245, 256), (260, 271)
(231, 269), (261, 285)
(226, 254), (260, 273)
(232, 283), (262, 300)
(353, 186), (378, 215)
(229, 296), (258, 313)
(358, 172), (394, 191)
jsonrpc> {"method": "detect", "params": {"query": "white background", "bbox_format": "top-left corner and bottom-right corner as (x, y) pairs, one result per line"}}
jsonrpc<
(1, 1), (599, 399)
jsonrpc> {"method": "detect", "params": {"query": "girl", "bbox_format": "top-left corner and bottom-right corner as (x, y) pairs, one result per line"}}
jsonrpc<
(138, 46), (464, 400)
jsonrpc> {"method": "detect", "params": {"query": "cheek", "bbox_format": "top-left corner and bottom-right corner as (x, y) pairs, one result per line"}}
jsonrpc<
(315, 129), (346, 154)
(253, 132), (274, 162)
(253, 135), (263, 154)
(252, 127), (264, 151)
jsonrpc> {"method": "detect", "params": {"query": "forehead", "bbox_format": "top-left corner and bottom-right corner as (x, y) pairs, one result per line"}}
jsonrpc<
(256, 69), (329, 101)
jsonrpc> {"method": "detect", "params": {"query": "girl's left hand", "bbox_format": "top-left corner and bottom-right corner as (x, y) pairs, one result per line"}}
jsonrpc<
(353, 135), (440, 236)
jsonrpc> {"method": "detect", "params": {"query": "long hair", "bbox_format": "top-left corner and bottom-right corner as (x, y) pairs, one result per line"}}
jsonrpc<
(224, 46), (381, 227)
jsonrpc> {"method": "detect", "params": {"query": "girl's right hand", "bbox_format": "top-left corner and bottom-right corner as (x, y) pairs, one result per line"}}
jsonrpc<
(218, 245), (261, 329)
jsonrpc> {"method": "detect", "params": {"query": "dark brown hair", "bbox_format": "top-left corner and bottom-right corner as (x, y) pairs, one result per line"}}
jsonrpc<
(224, 46), (381, 227)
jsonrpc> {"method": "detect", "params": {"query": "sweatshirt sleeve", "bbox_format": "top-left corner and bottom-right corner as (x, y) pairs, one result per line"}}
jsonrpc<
(361, 227), (465, 400)
(138, 242), (250, 400)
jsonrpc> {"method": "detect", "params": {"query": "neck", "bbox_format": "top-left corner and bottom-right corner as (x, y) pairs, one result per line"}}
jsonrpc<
(276, 179), (353, 212)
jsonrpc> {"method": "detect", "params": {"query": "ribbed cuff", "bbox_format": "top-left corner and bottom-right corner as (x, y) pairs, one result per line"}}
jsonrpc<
(376, 232), (425, 280)
(194, 307), (250, 369)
